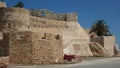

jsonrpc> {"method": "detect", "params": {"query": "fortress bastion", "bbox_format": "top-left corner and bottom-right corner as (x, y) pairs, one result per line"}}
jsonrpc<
(0, 2), (92, 65)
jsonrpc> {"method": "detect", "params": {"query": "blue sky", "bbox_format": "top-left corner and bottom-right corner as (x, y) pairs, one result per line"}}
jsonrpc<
(5, 0), (120, 47)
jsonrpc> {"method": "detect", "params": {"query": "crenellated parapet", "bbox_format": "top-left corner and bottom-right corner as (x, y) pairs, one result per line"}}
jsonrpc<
(30, 9), (78, 22)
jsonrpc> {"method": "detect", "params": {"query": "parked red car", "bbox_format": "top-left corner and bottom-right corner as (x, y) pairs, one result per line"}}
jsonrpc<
(64, 54), (82, 62)
(64, 54), (76, 61)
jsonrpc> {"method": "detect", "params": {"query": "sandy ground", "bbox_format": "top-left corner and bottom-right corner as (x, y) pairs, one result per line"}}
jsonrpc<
(8, 57), (120, 68)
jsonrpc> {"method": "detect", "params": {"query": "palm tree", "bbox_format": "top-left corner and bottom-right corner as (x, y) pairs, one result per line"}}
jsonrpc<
(89, 20), (111, 36)
(13, 1), (24, 8)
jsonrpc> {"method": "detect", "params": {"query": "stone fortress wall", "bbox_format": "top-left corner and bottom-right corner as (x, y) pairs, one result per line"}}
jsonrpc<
(85, 29), (116, 57)
(0, 7), (30, 32)
(29, 11), (93, 56)
(90, 36), (115, 56)
(0, 1), (116, 64)
(8, 31), (63, 64)
(0, 7), (63, 64)
(0, 2), (93, 64)
(30, 9), (77, 22)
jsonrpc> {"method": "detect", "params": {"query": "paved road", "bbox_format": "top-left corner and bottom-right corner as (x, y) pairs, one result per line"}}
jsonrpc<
(8, 57), (120, 68)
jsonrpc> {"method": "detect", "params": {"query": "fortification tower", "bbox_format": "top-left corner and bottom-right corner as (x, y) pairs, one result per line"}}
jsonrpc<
(0, 7), (30, 32)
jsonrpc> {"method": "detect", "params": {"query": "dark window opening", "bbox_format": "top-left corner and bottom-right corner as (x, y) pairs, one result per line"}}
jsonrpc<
(8, 23), (11, 28)
(28, 25), (30, 29)
(41, 37), (45, 39)
(55, 34), (60, 40)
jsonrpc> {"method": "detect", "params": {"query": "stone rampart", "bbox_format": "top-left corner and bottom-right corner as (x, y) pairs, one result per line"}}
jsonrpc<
(90, 36), (115, 56)
(29, 16), (67, 36)
(104, 36), (115, 56)
(4, 31), (63, 64)
(0, 7), (30, 32)
(30, 16), (92, 57)
(63, 38), (92, 56)
(8, 31), (32, 64)
(62, 22), (92, 56)
(90, 37), (104, 47)
(30, 10), (77, 21)
(29, 16), (78, 35)
(32, 33), (63, 64)
(89, 42), (110, 57)
(0, 6), (93, 65)
(30, 16), (67, 30)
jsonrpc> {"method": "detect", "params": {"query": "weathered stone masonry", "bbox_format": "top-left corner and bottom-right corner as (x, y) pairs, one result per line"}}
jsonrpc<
(90, 36), (115, 56)
(8, 31), (63, 64)
(0, 2), (92, 64)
